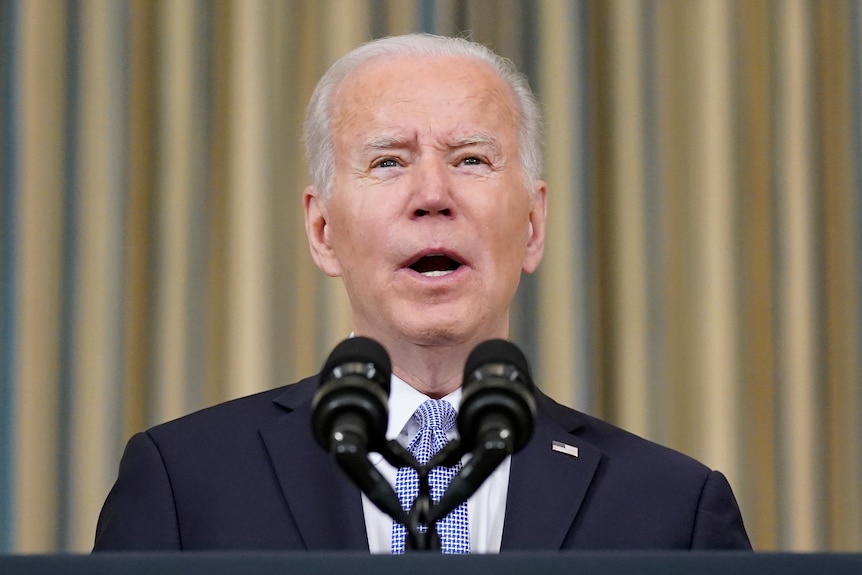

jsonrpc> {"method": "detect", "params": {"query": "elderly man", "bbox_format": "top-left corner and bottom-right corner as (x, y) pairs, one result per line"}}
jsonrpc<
(94, 33), (750, 552)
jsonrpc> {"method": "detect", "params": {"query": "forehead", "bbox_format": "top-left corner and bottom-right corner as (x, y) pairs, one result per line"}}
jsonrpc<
(329, 54), (520, 145)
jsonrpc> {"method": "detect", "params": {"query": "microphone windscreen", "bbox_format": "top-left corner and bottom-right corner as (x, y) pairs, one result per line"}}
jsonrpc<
(313, 336), (392, 453)
(463, 339), (532, 385)
(321, 336), (392, 389)
(459, 339), (536, 454)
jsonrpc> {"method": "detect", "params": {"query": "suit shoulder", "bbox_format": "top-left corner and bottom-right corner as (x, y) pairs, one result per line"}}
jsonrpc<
(538, 392), (711, 475)
(143, 375), (318, 445)
(531, 393), (750, 549)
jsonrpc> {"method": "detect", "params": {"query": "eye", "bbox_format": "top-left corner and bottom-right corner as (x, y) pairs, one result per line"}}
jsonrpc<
(373, 157), (400, 169)
(460, 156), (484, 166)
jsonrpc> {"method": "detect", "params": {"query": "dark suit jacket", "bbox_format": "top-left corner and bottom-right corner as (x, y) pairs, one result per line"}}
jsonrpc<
(93, 375), (751, 551)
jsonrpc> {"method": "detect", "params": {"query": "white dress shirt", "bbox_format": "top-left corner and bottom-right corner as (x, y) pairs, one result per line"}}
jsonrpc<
(361, 374), (511, 553)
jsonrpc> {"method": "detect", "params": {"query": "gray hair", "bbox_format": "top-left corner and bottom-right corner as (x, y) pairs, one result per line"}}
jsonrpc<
(302, 33), (544, 198)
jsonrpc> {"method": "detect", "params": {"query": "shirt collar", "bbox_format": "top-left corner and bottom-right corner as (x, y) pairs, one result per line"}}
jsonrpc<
(386, 373), (462, 440)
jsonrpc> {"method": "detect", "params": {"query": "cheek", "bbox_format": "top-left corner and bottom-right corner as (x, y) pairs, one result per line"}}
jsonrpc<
(498, 207), (531, 249)
(489, 215), (532, 274)
(328, 216), (393, 280)
(324, 197), (365, 247)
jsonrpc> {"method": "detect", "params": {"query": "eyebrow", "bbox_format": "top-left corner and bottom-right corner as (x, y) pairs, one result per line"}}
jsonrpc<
(361, 132), (501, 154)
(451, 132), (500, 149)
(362, 135), (409, 152)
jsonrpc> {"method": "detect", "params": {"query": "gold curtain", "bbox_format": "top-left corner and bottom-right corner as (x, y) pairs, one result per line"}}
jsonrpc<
(1, 0), (860, 552)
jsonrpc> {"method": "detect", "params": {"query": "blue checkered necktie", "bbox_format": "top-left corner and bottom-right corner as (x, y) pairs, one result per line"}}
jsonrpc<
(391, 399), (470, 554)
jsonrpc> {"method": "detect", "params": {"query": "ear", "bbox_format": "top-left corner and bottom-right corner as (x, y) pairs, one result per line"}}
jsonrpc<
(522, 181), (547, 274)
(303, 186), (342, 277)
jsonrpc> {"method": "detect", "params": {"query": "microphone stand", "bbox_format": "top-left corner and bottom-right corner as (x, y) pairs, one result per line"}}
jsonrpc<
(326, 427), (455, 551)
(379, 437), (509, 552)
(330, 426), (514, 551)
(426, 427), (511, 525)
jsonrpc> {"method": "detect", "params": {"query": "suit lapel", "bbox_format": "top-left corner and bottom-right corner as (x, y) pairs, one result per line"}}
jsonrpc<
(501, 395), (602, 549)
(258, 380), (602, 551)
(259, 380), (369, 550)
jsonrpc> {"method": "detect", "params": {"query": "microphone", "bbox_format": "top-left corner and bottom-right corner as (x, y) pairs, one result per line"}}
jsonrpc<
(429, 339), (536, 522)
(311, 336), (408, 523)
(312, 336), (391, 453)
(458, 339), (536, 453)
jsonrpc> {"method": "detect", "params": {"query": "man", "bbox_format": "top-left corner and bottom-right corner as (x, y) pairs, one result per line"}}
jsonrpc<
(94, 33), (750, 552)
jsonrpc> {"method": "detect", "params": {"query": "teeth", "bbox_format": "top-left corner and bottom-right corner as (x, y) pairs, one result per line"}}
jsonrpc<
(421, 269), (455, 277)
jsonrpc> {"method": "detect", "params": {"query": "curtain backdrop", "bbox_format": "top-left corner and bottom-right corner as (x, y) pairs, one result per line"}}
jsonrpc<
(1, 0), (860, 552)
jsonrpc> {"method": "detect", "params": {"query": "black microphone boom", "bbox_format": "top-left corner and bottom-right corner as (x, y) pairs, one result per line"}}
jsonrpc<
(311, 337), (408, 524)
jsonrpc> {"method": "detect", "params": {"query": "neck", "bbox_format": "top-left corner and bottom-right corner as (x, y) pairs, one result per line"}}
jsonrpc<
(354, 329), (508, 399)
(390, 344), (469, 399)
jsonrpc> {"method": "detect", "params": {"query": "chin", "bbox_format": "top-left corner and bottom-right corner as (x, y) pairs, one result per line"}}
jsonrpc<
(402, 321), (474, 348)
(404, 321), (508, 351)
(390, 304), (507, 348)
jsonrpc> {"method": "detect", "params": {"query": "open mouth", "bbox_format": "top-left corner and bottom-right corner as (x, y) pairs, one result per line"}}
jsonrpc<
(409, 254), (463, 277)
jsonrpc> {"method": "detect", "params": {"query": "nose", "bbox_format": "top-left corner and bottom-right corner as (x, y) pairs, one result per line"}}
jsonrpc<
(409, 158), (453, 218)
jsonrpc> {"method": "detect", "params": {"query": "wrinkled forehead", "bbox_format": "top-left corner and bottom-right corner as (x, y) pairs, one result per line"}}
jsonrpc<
(328, 53), (521, 139)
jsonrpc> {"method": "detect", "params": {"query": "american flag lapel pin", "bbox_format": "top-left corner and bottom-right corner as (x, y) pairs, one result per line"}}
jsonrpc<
(552, 440), (579, 458)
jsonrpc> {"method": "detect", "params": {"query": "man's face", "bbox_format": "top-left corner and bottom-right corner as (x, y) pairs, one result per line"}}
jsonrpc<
(304, 54), (546, 350)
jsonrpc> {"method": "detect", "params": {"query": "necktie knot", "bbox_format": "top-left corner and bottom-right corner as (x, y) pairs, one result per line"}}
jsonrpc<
(414, 399), (457, 434)
(407, 399), (457, 466)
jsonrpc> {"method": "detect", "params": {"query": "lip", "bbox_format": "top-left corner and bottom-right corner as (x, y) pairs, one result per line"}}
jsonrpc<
(399, 247), (470, 281)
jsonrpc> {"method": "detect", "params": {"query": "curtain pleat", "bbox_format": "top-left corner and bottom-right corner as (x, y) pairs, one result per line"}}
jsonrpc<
(689, 0), (740, 485)
(154, 0), (203, 421)
(817, 0), (862, 550)
(66, 0), (129, 551)
(773, 0), (825, 550)
(224, 0), (274, 399)
(2, 0), (860, 553)
(14, 0), (67, 552)
(535, 0), (580, 409)
(735, 0), (779, 548)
